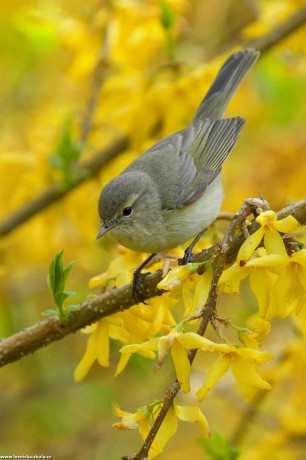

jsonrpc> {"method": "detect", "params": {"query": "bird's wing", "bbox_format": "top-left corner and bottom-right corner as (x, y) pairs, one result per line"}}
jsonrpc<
(126, 117), (245, 209)
(179, 117), (245, 205)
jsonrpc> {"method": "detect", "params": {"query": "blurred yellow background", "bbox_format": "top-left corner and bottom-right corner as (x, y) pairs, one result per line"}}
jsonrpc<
(0, 0), (306, 458)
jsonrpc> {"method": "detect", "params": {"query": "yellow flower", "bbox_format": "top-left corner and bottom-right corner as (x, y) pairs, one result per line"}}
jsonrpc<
(219, 251), (286, 317)
(74, 319), (110, 382)
(121, 327), (191, 393)
(238, 211), (300, 261)
(272, 249), (306, 317)
(157, 262), (212, 316)
(171, 332), (273, 401)
(113, 401), (209, 459)
(89, 246), (146, 289)
(239, 318), (271, 349)
(157, 262), (206, 291)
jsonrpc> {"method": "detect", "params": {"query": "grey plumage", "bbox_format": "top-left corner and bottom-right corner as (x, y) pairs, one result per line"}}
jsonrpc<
(194, 49), (259, 120)
(97, 49), (259, 253)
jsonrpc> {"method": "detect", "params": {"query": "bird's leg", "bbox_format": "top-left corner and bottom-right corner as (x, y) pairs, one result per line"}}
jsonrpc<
(132, 253), (157, 304)
(179, 229), (206, 265)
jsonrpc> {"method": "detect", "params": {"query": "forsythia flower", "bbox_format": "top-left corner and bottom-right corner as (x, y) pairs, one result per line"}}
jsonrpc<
(121, 326), (192, 392)
(272, 248), (306, 317)
(74, 296), (178, 380)
(238, 210), (300, 260)
(239, 318), (271, 349)
(220, 211), (304, 318)
(158, 262), (213, 316)
(121, 330), (273, 400)
(74, 319), (110, 382)
(174, 332), (273, 401)
(113, 401), (209, 459)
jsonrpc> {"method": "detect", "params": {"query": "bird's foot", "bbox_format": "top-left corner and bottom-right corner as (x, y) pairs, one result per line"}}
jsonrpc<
(132, 270), (150, 305)
(179, 247), (194, 265)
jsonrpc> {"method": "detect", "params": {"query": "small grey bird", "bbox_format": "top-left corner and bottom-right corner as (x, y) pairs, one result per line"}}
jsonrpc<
(97, 49), (259, 297)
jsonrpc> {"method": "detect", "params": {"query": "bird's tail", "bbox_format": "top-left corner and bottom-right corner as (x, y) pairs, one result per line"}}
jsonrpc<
(193, 49), (259, 121)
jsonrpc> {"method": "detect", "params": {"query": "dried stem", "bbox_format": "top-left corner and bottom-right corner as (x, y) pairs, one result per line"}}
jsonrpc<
(0, 197), (305, 369)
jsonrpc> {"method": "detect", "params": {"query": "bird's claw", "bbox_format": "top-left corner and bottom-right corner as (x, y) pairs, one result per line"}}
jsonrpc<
(132, 270), (150, 304)
(179, 248), (193, 265)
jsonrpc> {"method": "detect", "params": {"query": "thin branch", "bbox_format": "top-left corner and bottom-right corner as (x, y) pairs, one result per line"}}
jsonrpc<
(0, 136), (128, 238)
(0, 197), (305, 369)
(246, 5), (306, 54)
(126, 198), (269, 460)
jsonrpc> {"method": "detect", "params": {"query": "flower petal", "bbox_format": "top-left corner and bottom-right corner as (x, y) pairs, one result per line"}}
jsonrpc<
(176, 332), (215, 349)
(196, 355), (230, 401)
(115, 352), (131, 376)
(237, 228), (264, 261)
(275, 215), (300, 233)
(149, 406), (178, 459)
(120, 337), (159, 354)
(74, 333), (97, 382)
(231, 356), (271, 390)
(157, 263), (204, 291)
(171, 339), (191, 393)
(193, 272), (212, 314)
(249, 269), (276, 317)
(175, 405), (209, 436)
(264, 230), (287, 257)
(273, 267), (303, 317)
(97, 319), (110, 367)
(219, 263), (250, 295)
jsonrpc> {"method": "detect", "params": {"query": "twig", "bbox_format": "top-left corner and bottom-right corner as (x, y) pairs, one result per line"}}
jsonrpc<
(0, 136), (128, 238)
(0, 197), (305, 369)
(247, 5), (306, 54)
(121, 198), (270, 460)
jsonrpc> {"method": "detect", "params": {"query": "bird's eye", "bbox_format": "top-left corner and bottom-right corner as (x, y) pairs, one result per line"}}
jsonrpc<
(122, 207), (133, 217)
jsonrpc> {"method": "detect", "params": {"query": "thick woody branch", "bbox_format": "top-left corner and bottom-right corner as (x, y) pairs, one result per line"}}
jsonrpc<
(0, 197), (305, 369)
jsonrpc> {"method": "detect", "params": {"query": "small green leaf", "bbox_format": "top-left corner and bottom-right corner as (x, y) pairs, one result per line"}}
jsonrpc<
(198, 431), (240, 460)
(160, 0), (176, 30)
(62, 261), (75, 285)
(49, 122), (82, 187)
(46, 250), (75, 321)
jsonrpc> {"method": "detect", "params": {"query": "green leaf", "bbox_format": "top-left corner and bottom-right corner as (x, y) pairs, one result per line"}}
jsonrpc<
(160, 0), (176, 30)
(198, 431), (240, 460)
(49, 122), (82, 187)
(62, 261), (75, 285)
(46, 250), (75, 321)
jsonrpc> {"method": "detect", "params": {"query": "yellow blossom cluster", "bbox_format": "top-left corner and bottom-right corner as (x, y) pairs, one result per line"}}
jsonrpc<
(74, 210), (305, 456)
(219, 211), (305, 319)
(113, 401), (209, 459)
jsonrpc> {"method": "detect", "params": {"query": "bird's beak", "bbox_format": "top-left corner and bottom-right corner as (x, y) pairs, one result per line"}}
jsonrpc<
(96, 221), (116, 239)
